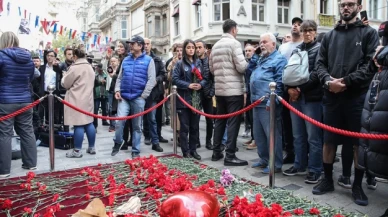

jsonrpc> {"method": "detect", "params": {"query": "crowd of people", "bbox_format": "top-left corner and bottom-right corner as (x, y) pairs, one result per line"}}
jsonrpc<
(0, 0), (387, 213)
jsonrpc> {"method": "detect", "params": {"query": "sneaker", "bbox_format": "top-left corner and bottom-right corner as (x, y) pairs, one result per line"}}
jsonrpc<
(21, 165), (37, 170)
(366, 176), (377, 190)
(241, 131), (250, 137)
(108, 128), (115, 132)
(338, 175), (352, 189)
(251, 161), (267, 168)
(243, 140), (252, 146)
(165, 119), (170, 125)
(111, 143), (122, 156)
(305, 172), (321, 184)
(102, 121), (110, 126)
(352, 185), (368, 206)
(152, 144), (163, 152)
(262, 167), (282, 174)
(66, 149), (83, 158)
(246, 142), (257, 150)
(312, 178), (334, 195)
(131, 152), (140, 159)
(375, 177), (388, 183)
(0, 174), (11, 178)
(159, 137), (168, 143)
(86, 147), (96, 155)
(283, 166), (307, 176)
(144, 138), (151, 145)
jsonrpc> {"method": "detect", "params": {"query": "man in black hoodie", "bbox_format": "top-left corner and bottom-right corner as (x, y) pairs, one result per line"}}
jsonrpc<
(312, 0), (379, 206)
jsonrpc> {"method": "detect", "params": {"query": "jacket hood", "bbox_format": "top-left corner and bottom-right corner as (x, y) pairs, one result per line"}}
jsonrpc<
(334, 19), (365, 30)
(1, 47), (32, 64)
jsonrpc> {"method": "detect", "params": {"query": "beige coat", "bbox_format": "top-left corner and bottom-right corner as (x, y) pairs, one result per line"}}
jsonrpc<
(209, 33), (248, 96)
(61, 58), (95, 126)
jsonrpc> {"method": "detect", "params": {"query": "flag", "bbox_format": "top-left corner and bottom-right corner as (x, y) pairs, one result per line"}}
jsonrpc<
(0, 0), (3, 13)
(86, 44), (90, 51)
(59, 25), (63, 35)
(24, 9), (26, 18)
(35, 16), (39, 28)
(6, 2), (9, 16)
(52, 23), (57, 33)
(91, 44), (95, 49)
(72, 30), (77, 39)
(109, 37), (112, 42)
(93, 34), (97, 45)
(105, 37), (108, 43)
(40, 19), (50, 35)
(29, 13), (31, 21)
(18, 6), (21, 16)
(97, 35), (101, 45)
(81, 32), (86, 41)
(87, 32), (92, 38)
(69, 29), (72, 39)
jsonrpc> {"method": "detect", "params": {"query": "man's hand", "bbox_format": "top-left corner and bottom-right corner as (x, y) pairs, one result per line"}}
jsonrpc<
(361, 17), (369, 26)
(115, 92), (122, 100)
(53, 60), (60, 66)
(189, 83), (202, 90)
(288, 88), (300, 102)
(329, 78), (346, 93)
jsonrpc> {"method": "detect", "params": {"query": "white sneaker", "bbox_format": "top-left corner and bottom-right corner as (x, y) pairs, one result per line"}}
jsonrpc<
(0, 174), (10, 178)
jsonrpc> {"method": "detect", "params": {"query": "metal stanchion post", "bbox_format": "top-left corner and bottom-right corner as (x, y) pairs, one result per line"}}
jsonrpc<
(47, 85), (55, 171)
(172, 85), (178, 155)
(268, 82), (277, 188)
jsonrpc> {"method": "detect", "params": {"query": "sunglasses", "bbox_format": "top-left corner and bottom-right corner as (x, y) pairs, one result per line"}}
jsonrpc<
(339, 2), (358, 8)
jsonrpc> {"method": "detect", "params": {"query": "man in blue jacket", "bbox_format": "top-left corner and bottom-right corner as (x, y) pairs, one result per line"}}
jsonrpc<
(111, 36), (156, 158)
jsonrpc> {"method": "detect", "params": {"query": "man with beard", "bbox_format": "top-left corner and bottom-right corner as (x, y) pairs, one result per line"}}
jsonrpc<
(312, 0), (379, 206)
(278, 17), (304, 165)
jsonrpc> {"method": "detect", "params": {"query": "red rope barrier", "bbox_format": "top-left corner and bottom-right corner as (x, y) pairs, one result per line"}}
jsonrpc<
(279, 96), (388, 140)
(0, 99), (43, 122)
(58, 97), (169, 121)
(177, 95), (265, 119)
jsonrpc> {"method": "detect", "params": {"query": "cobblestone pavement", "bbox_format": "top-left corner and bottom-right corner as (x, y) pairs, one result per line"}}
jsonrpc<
(8, 118), (388, 217)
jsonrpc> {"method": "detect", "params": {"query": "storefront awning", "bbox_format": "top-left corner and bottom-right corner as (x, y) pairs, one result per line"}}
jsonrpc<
(192, 0), (201, 5)
(172, 7), (179, 17)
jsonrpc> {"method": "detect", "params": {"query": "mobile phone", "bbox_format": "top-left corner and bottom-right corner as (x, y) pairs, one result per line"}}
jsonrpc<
(360, 11), (368, 21)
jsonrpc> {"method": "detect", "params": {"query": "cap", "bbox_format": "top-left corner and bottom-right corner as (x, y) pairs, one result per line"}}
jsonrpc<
(126, 35), (145, 45)
(96, 63), (103, 69)
(378, 21), (388, 38)
(292, 17), (303, 25)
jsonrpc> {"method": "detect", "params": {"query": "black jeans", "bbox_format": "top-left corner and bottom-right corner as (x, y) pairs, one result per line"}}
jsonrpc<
(282, 91), (294, 153)
(213, 95), (244, 158)
(246, 93), (254, 140)
(201, 96), (214, 143)
(94, 98), (107, 127)
(156, 98), (163, 138)
(178, 108), (200, 154)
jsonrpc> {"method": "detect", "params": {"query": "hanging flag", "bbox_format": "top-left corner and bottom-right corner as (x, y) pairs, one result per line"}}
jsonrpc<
(91, 44), (95, 49)
(59, 25), (63, 35)
(87, 32), (92, 38)
(29, 13), (31, 21)
(81, 32), (86, 41)
(93, 34), (97, 45)
(109, 37), (112, 42)
(86, 44), (90, 51)
(0, 0), (3, 14)
(6, 2), (9, 16)
(64, 27), (67, 32)
(72, 30), (77, 39)
(52, 23), (57, 33)
(24, 9), (26, 19)
(69, 29), (72, 39)
(40, 19), (50, 35)
(105, 37), (108, 44)
(97, 35), (101, 45)
(18, 6), (21, 16)
(35, 16), (39, 28)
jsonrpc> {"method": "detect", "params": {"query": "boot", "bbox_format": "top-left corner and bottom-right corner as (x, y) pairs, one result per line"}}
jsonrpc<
(224, 153), (248, 166)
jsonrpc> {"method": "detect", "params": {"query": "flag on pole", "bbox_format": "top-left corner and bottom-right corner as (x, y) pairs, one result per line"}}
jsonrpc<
(93, 34), (97, 45)
(35, 16), (39, 28)
(24, 9), (26, 19)
(97, 35), (101, 45)
(72, 30), (77, 39)
(52, 23), (57, 33)
(0, 0), (3, 14)
(18, 7), (21, 16)
(59, 25), (63, 35)
(81, 32), (86, 41)
(69, 29), (72, 39)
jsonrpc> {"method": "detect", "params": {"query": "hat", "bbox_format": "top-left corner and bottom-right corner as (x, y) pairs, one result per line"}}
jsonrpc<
(96, 63), (103, 69)
(126, 35), (145, 45)
(378, 21), (388, 38)
(292, 17), (303, 25)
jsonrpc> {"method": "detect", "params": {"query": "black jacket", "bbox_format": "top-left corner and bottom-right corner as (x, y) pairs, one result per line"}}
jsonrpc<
(199, 57), (214, 98)
(315, 19), (379, 97)
(358, 46), (388, 179)
(148, 52), (166, 101)
(172, 59), (208, 109)
(59, 60), (73, 72)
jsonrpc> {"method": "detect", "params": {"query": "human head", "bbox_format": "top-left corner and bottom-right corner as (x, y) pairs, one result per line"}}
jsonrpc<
(282, 33), (292, 44)
(291, 17), (303, 38)
(259, 33), (277, 57)
(144, 38), (152, 55)
(64, 48), (73, 62)
(173, 43), (183, 60)
(32, 56), (41, 68)
(195, 40), (207, 59)
(300, 20), (318, 44)
(340, 0), (362, 22)
(110, 56), (119, 68)
(116, 40), (129, 57)
(244, 44), (255, 59)
(96, 63), (103, 73)
(0, 31), (19, 49)
(223, 19), (238, 38)
(378, 21), (388, 46)
(72, 48), (86, 61)
(46, 50), (57, 64)
(182, 39), (197, 63)
(127, 35), (145, 56)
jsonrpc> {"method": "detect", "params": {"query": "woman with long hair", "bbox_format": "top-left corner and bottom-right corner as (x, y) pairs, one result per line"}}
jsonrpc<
(62, 48), (96, 158)
(172, 39), (208, 160)
(0, 32), (37, 178)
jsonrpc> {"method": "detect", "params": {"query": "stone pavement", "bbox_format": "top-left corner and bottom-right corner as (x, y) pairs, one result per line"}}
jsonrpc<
(8, 118), (388, 217)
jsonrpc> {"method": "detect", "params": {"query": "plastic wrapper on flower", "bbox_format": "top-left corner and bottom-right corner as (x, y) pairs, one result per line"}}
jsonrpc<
(159, 190), (219, 217)
(220, 169), (235, 187)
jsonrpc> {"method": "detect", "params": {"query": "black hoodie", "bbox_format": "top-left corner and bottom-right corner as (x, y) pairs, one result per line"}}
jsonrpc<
(315, 19), (379, 97)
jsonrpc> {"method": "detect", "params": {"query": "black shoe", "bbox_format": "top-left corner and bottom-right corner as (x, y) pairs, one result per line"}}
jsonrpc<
(235, 147), (239, 152)
(283, 166), (307, 176)
(366, 176), (377, 190)
(381, 208), (388, 217)
(312, 178), (334, 195)
(144, 138), (151, 145)
(338, 175), (352, 189)
(352, 185), (368, 206)
(102, 121), (110, 126)
(111, 143), (122, 156)
(121, 141), (129, 150)
(159, 136), (168, 143)
(131, 152), (140, 159)
(183, 153), (192, 158)
(283, 152), (295, 164)
(196, 141), (201, 148)
(211, 152), (224, 161)
(334, 156), (340, 163)
(165, 119), (170, 125)
(191, 151), (201, 160)
(152, 144), (163, 152)
(224, 156), (248, 166)
(305, 172), (321, 184)
(205, 140), (213, 150)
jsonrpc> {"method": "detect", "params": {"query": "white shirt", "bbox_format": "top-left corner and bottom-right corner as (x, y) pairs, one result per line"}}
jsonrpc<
(44, 64), (56, 92)
(278, 41), (303, 61)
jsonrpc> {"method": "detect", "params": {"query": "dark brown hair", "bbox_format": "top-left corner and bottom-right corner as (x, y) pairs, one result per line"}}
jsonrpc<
(73, 48), (86, 58)
(300, 20), (318, 32)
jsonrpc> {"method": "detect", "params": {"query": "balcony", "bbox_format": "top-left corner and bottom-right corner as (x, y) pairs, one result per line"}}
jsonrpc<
(318, 14), (336, 27)
(143, 0), (168, 11)
(149, 35), (170, 46)
(98, 7), (114, 29)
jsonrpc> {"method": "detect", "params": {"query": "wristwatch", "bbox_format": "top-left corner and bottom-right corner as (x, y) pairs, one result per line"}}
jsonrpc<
(324, 81), (331, 90)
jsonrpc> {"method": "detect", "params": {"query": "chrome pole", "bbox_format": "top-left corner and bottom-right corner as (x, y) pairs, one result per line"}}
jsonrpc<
(268, 82), (276, 188)
(47, 85), (55, 171)
(172, 85), (178, 155)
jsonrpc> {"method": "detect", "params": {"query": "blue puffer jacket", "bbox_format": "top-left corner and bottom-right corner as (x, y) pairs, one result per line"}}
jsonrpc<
(0, 48), (34, 104)
(121, 52), (152, 100)
(250, 50), (287, 107)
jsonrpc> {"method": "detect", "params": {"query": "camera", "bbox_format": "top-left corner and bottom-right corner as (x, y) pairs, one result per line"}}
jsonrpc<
(107, 66), (114, 74)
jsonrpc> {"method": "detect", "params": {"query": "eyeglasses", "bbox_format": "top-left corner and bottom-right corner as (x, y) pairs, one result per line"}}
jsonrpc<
(339, 2), (358, 8)
(302, 29), (316, 33)
(47, 55), (55, 57)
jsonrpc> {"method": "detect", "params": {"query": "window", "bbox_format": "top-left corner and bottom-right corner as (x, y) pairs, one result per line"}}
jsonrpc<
(195, 5), (202, 27)
(121, 19), (127, 39)
(369, 0), (378, 20)
(300, 0), (304, 19)
(252, 0), (265, 22)
(320, 0), (327, 14)
(162, 14), (167, 36)
(155, 16), (161, 36)
(174, 16), (180, 36)
(277, 0), (289, 24)
(147, 17), (153, 37)
(83, 18), (87, 31)
(213, 0), (230, 21)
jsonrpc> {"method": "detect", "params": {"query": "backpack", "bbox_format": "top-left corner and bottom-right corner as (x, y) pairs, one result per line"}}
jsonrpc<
(282, 49), (309, 86)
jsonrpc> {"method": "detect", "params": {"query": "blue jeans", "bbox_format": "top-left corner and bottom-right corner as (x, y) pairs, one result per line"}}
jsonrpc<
(290, 95), (323, 174)
(113, 97), (145, 154)
(108, 93), (115, 128)
(74, 123), (96, 150)
(146, 101), (159, 144)
(252, 106), (283, 169)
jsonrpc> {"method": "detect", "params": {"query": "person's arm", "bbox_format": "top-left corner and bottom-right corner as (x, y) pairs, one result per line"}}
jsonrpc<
(61, 66), (79, 89)
(342, 29), (380, 87)
(34, 68), (40, 78)
(199, 61), (208, 88)
(141, 59), (156, 99)
(209, 52), (214, 75)
(114, 65), (123, 93)
(315, 34), (331, 85)
(155, 58), (166, 83)
(172, 61), (190, 89)
(232, 42), (248, 73)
(267, 57), (287, 107)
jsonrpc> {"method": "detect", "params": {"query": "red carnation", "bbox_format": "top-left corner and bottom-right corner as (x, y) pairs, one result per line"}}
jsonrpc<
(309, 207), (320, 215)
(85, 194), (91, 200)
(271, 203), (283, 213)
(27, 171), (36, 179)
(2, 198), (12, 210)
(333, 215), (345, 217)
(52, 194), (59, 202)
(191, 66), (203, 81)
(293, 208), (304, 215)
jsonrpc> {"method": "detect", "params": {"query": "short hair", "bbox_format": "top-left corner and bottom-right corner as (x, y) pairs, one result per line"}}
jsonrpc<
(195, 40), (206, 47)
(73, 48), (86, 58)
(357, 0), (362, 4)
(300, 20), (318, 32)
(0, 32), (19, 49)
(222, 19), (238, 33)
(46, 50), (57, 57)
(32, 56), (40, 60)
(144, 37), (152, 44)
(110, 55), (119, 60)
(173, 43), (183, 52)
(260, 33), (277, 43)
(64, 48), (73, 56)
